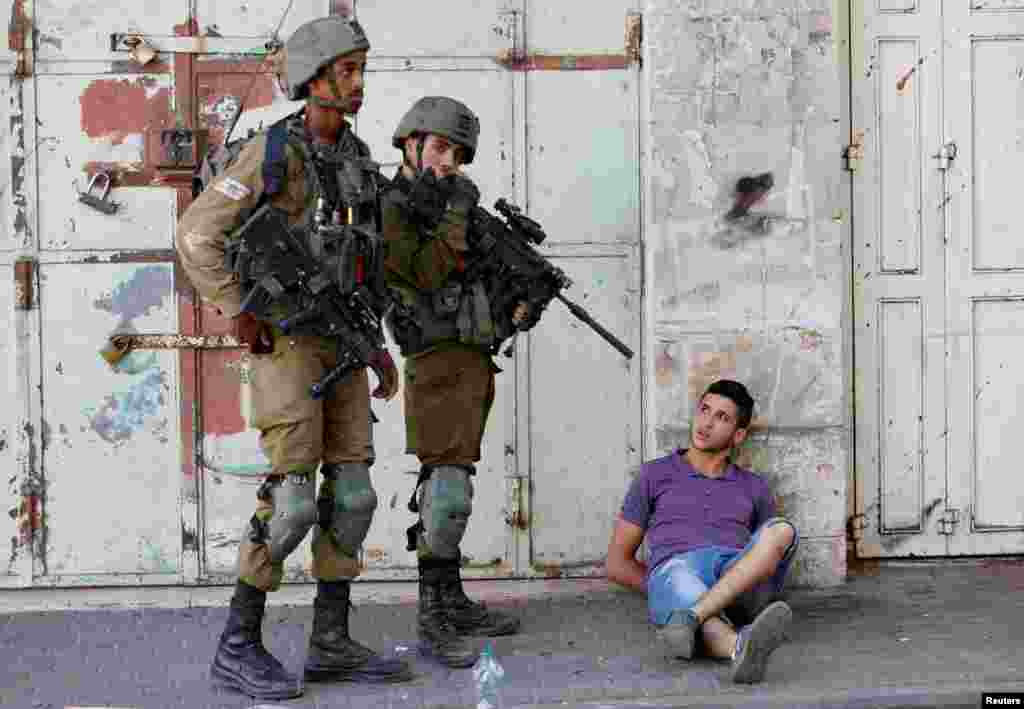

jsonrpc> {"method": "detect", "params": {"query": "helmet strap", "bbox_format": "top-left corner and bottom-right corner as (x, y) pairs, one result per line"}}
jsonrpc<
(415, 135), (426, 174)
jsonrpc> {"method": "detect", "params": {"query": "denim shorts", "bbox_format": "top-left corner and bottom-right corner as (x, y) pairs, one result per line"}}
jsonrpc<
(646, 518), (799, 627)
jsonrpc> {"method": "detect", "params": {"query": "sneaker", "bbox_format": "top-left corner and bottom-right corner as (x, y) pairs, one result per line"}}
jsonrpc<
(655, 609), (701, 660)
(729, 600), (792, 684)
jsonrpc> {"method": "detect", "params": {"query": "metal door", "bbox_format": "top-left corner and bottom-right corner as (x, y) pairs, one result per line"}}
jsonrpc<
(851, 0), (948, 557)
(28, 1), (187, 585)
(516, 1), (643, 577)
(943, 1), (1024, 554)
(852, 0), (1024, 557)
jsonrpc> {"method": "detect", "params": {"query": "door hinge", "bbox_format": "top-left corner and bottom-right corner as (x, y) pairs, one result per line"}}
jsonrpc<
(14, 258), (35, 311)
(932, 141), (957, 170)
(937, 508), (960, 535)
(843, 129), (865, 173)
(626, 12), (643, 66)
(504, 476), (528, 530)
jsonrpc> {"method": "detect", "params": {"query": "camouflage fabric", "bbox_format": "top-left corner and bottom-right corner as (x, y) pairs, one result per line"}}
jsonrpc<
(380, 171), (498, 465)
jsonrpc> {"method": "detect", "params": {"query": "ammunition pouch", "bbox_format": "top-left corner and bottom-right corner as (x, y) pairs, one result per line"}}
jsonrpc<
(387, 279), (497, 356)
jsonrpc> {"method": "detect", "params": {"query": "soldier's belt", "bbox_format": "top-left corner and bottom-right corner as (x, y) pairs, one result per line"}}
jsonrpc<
(99, 333), (244, 368)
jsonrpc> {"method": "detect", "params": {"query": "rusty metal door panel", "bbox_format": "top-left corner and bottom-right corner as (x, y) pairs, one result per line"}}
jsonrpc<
(943, 5), (1024, 555)
(35, 74), (176, 252)
(357, 69), (515, 199)
(527, 252), (641, 573)
(38, 262), (182, 583)
(355, 0), (517, 58)
(526, 0), (639, 54)
(525, 71), (639, 245)
(33, 1), (187, 63)
(851, 1), (948, 558)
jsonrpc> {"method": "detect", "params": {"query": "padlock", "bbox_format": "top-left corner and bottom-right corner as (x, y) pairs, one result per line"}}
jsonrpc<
(78, 171), (120, 215)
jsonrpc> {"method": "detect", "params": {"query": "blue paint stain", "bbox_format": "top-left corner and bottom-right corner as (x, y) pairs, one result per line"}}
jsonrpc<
(93, 264), (172, 329)
(112, 351), (158, 376)
(88, 264), (174, 443)
(85, 369), (167, 446)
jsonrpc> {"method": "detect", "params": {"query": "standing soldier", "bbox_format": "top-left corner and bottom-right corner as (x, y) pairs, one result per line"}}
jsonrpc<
(381, 97), (525, 668)
(175, 16), (410, 700)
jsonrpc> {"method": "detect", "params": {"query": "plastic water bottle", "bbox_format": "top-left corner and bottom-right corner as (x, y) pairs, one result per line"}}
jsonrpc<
(472, 641), (505, 709)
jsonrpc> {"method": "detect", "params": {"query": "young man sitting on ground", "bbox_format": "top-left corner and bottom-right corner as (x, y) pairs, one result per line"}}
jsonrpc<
(606, 379), (798, 684)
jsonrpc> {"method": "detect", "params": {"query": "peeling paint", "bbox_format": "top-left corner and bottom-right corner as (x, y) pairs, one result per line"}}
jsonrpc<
(93, 264), (173, 330)
(84, 369), (168, 445)
(79, 78), (172, 146)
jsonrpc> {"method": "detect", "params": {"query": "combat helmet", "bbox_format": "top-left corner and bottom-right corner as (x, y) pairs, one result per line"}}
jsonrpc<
(284, 15), (370, 102)
(392, 96), (480, 165)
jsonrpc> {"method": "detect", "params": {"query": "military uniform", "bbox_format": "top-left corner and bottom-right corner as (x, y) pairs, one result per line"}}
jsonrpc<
(381, 96), (521, 669)
(381, 176), (499, 467)
(179, 123), (378, 589)
(174, 16), (410, 700)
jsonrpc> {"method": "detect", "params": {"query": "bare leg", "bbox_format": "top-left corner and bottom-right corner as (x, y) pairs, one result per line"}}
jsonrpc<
(691, 524), (794, 625)
(700, 617), (738, 659)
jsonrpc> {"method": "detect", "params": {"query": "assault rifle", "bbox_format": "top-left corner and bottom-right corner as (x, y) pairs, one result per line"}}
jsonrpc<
(465, 199), (634, 360)
(236, 203), (389, 399)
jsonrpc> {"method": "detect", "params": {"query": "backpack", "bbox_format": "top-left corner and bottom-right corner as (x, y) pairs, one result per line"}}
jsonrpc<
(191, 112), (298, 203)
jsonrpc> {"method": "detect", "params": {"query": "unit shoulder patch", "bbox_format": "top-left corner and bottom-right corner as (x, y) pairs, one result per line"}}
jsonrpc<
(214, 176), (252, 201)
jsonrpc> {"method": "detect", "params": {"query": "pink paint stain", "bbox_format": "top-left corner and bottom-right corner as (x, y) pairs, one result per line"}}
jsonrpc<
(80, 78), (171, 145)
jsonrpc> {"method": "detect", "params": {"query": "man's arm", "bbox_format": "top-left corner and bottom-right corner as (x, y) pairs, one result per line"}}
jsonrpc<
(175, 136), (271, 318)
(606, 516), (648, 593)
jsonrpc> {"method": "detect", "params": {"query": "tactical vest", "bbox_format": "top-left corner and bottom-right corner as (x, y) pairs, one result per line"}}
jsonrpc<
(214, 113), (390, 336)
(383, 173), (498, 357)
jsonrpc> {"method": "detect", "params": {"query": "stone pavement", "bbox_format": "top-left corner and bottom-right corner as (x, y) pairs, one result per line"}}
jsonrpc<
(1, 559), (1023, 709)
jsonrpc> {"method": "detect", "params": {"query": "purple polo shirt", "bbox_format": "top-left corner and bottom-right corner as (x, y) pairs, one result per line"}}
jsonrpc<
(621, 449), (775, 576)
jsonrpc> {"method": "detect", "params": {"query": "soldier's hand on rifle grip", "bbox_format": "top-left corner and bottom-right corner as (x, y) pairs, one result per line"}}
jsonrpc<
(233, 312), (274, 355)
(368, 348), (399, 401)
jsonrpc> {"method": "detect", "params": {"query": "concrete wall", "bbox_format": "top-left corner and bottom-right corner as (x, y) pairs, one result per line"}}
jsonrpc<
(642, 0), (849, 587)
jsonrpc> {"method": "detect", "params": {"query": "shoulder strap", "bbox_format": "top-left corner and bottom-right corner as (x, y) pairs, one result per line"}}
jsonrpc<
(261, 118), (290, 198)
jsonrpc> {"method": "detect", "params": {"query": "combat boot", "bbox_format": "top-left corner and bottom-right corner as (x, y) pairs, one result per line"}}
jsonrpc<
(439, 562), (521, 637)
(210, 581), (302, 700)
(418, 563), (479, 667)
(304, 580), (413, 683)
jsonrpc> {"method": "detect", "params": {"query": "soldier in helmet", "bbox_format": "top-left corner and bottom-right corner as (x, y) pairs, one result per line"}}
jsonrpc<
(175, 16), (411, 700)
(380, 97), (526, 668)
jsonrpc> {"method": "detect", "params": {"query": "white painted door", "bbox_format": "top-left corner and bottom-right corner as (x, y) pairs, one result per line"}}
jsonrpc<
(852, 1), (948, 557)
(853, 0), (1024, 557)
(517, 1), (643, 577)
(30, 1), (188, 585)
(943, 1), (1024, 555)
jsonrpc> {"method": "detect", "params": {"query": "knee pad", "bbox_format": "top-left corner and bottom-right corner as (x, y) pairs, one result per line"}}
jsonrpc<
(418, 464), (474, 560)
(318, 463), (378, 558)
(254, 471), (318, 563)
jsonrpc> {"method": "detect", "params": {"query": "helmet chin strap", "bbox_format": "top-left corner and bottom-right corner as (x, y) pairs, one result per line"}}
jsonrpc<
(309, 71), (355, 112)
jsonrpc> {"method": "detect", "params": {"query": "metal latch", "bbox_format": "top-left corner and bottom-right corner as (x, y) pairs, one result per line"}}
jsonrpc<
(161, 128), (195, 167)
(937, 508), (960, 535)
(843, 129), (865, 173)
(933, 141), (957, 170)
(77, 172), (121, 215)
(99, 333), (243, 369)
(503, 476), (528, 529)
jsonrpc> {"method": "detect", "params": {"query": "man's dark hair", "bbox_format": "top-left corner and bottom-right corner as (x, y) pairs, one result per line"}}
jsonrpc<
(702, 379), (755, 429)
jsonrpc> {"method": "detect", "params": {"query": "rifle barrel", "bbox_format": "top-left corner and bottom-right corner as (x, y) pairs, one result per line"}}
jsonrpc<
(555, 293), (634, 359)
